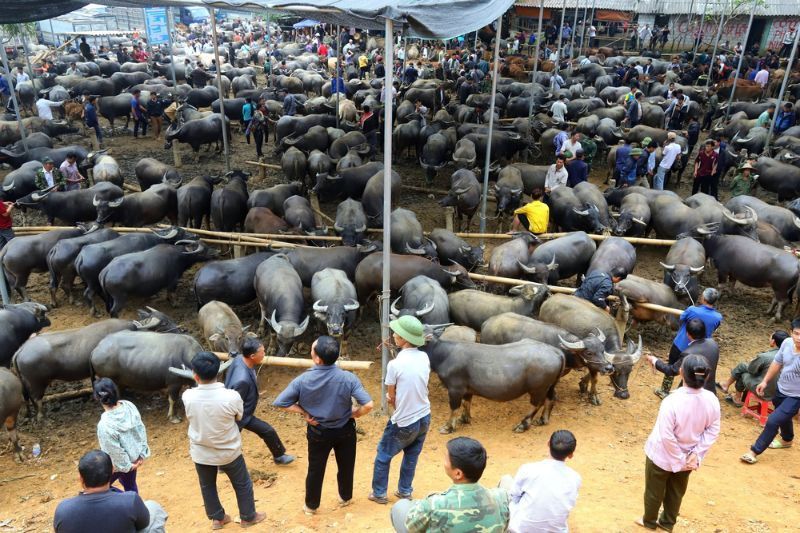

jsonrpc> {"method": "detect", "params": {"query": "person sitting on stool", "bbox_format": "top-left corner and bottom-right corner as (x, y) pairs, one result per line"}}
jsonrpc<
(510, 188), (549, 235)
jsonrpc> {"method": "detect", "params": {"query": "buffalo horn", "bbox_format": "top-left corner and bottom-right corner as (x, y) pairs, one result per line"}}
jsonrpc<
(510, 188), (522, 195)
(517, 260), (538, 274)
(333, 222), (343, 232)
(659, 262), (676, 271)
(269, 310), (283, 335)
(689, 266), (705, 274)
(312, 300), (328, 313)
(344, 299), (360, 311)
(425, 237), (437, 250)
(390, 297), (402, 317)
(92, 194), (100, 206)
(794, 216), (800, 230)
(356, 224), (366, 232)
(296, 315), (310, 336)
(452, 187), (471, 195)
(108, 197), (123, 208)
(632, 217), (647, 226)
(628, 335), (643, 364)
(2, 182), (13, 191)
(168, 365), (195, 380)
(594, 327), (606, 343)
(547, 254), (558, 271)
(558, 335), (585, 351)
(415, 301), (434, 317)
(722, 208), (748, 225)
(405, 242), (426, 255)
(572, 207), (590, 216)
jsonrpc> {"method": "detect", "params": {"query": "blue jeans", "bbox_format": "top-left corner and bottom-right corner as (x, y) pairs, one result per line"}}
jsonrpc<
(371, 414), (430, 497)
(752, 391), (800, 454)
(654, 166), (669, 190)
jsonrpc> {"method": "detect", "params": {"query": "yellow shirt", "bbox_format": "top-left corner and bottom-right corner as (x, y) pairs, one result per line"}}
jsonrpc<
(514, 200), (549, 234)
(358, 55), (369, 68)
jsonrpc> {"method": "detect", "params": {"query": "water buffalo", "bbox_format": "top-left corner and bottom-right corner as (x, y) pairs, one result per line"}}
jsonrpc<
(421, 337), (564, 433)
(488, 231), (540, 280)
(287, 245), (372, 287)
(614, 275), (682, 329)
(247, 182), (302, 216)
(334, 198), (368, 246)
(198, 301), (255, 354)
(177, 175), (222, 228)
(481, 312), (614, 405)
(390, 208), (428, 255)
(726, 195), (800, 242)
(389, 275), (451, 325)
(0, 368), (23, 461)
(428, 228), (483, 271)
(613, 192), (651, 237)
(87, 151), (123, 188)
(311, 268), (360, 352)
(660, 237), (705, 302)
(46, 227), (119, 307)
(587, 236), (636, 276)
(362, 169), (401, 228)
(550, 187), (608, 234)
(313, 161), (384, 201)
(254, 254), (309, 355)
(519, 231), (597, 284)
(0, 161), (42, 201)
(94, 183), (177, 227)
(210, 170), (250, 232)
(281, 147), (308, 184)
(449, 283), (549, 330)
(283, 195), (318, 232)
(99, 241), (218, 317)
(134, 158), (182, 191)
(15, 182), (123, 225)
(0, 117), (77, 146)
(164, 113), (229, 159)
(439, 169), (481, 231)
(0, 302), (50, 368)
(539, 294), (643, 401)
(193, 251), (275, 307)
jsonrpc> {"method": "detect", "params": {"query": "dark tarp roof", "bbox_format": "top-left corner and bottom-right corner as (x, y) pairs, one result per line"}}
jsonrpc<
(0, 0), (205, 24)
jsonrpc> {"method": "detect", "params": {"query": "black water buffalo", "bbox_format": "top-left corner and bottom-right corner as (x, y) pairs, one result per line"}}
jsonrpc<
(15, 182), (122, 225)
(1, 227), (85, 301)
(97, 92), (146, 130)
(703, 234), (799, 320)
(313, 161), (384, 201)
(164, 114), (229, 157)
(247, 182), (302, 216)
(334, 198), (368, 246)
(275, 114), (338, 143)
(661, 237), (706, 302)
(0, 368), (24, 460)
(389, 275), (451, 325)
(355, 252), (475, 303)
(362, 169), (401, 228)
(134, 158), (182, 191)
(0, 161), (42, 201)
(614, 275), (682, 329)
(177, 175), (222, 228)
(193, 251), (275, 307)
(254, 254), (309, 355)
(184, 85), (219, 108)
(493, 166), (524, 225)
(0, 145), (87, 170)
(390, 208), (428, 255)
(488, 232), (539, 280)
(99, 241), (218, 317)
(587, 236), (637, 276)
(283, 195), (318, 232)
(448, 283), (549, 331)
(428, 228), (483, 271)
(91, 331), (222, 422)
(94, 183), (177, 227)
(210, 170), (250, 232)
(539, 294), (643, 401)
(311, 268), (360, 351)
(613, 192), (651, 237)
(439, 169), (481, 231)
(421, 337), (564, 433)
(550, 187), (608, 234)
(46, 227), (119, 307)
(481, 312), (614, 405)
(198, 301), (255, 354)
(727, 195), (800, 242)
(753, 157), (800, 201)
(0, 118), (77, 146)
(87, 152), (123, 188)
(286, 246), (370, 286)
(0, 302), (50, 367)
(519, 231), (597, 284)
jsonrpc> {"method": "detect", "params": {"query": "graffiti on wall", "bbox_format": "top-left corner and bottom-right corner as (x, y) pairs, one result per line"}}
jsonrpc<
(669, 16), (798, 51)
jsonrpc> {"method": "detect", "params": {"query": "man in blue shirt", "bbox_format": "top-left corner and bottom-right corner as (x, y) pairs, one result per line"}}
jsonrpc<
(774, 102), (796, 135)
(241, 97), (255, 144)
(566, 149), (589, 187)
(283, 92), (297, 116)
(274, 336), (373, 515)
(84, 95), (102, 149)
(655, 287), (722, 399)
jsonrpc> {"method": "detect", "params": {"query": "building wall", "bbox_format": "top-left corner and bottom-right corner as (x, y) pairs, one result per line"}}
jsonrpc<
(665, 15), (799, 51)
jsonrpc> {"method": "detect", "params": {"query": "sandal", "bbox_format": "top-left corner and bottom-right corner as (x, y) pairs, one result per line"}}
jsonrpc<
(740, 452), (758, 464)
(724, 394), (744, 407)
(715, 382), (726, 393)
(768, 439), (793, 449)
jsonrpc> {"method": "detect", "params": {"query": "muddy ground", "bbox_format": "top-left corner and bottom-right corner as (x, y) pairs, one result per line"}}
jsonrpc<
(1, 112), (799, 533)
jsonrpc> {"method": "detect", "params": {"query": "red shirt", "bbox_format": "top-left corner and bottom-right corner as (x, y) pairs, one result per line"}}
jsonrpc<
(695, 150), (718, 177)
(0, 202), (12, 229)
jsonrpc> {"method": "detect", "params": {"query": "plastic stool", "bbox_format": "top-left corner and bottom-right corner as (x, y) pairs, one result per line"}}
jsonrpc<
(741, 391), (774, 426)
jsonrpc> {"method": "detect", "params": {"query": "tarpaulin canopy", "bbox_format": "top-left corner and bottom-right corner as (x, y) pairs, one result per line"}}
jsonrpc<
(201, 0), (516, 39)
(292, 19), (319, 29)
(0, 0), (206, 24)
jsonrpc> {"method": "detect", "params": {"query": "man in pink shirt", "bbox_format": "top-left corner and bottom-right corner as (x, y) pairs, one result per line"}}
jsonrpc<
(636, 355), (720, 532)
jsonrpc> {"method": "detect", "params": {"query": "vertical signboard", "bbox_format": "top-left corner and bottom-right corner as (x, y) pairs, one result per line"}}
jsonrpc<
(144, 7), (170, 45)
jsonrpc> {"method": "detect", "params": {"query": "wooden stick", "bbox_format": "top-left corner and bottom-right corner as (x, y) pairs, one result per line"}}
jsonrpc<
(467, 272), (683, 316)
(245, 160), (282, 171)
(213, 352), (372, 370)
(42, 387), (93, 403)
(122, 183), (142, 193)
(401, 184), (450, 195)
(0, 473), (37, 485)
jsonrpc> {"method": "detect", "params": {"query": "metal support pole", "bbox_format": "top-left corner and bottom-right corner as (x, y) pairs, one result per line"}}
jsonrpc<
(569, 5), (579, 60)
(555, 0), (566, 72)
(20, 34), (33, 80)
(765, 28), (800, 154)
(209, 7), (230, 171)
(683, 0), (697, 53)
(705, 10), (726, 90)
(692, 0), (711, 60)
(165, 7), (178, 87)
(578, 4), (589, 57)
(527, 0), (545, 125)
(724, 0), (757, 121)
(0, 43), (28, 153)
(380, 18), (394, 414)
(336, 24), (341, 130)
(48, 19), (56, 47)
(478, 15), (503, 245)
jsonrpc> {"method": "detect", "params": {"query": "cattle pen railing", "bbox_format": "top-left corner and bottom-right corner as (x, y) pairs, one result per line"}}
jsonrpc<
(12, 225), (684, 319)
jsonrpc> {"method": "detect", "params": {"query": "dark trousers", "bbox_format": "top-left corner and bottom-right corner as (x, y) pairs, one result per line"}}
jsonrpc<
(660, 343), (683, 392)
(253, 129), (264, 157)
(643, 457), (691, 532)
(89, 124), (103, 143)
(133, 117), (147, 137)
(305, 419), (357, 510)
(701, 110), (714, 130)
(110, 469), (138, 493)
(194, 455), (256, 522)
(692, 174), (713, 196)
(243, 416), (286, 458)
(0, 228), (14, 248)
(517, 213), (530, 231)
(752, 391), (800, 454)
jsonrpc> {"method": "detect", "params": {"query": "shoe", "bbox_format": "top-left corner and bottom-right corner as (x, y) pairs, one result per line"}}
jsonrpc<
(740, 452), (758, 464)
(338, 498), (353, 508)
(211, 514), (232, 530)
(240, 512), (266, 528)
(653, 388), (668, 400)
(302, 505), (316, 516)
(634, 517), (656, 530)
(368, 492), (389, 504)
(394, 490), (412, 499)
(274, 454), (295, 465)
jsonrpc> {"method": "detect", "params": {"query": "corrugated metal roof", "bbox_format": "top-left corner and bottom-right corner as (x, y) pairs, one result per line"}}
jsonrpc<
(515, 0), (800, 17)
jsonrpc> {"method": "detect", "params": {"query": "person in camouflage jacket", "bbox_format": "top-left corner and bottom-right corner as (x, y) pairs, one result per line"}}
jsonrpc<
(390, 437), (508, 533)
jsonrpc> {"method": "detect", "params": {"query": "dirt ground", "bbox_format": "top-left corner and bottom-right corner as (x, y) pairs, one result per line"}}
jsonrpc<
(1, 114), (800, 533)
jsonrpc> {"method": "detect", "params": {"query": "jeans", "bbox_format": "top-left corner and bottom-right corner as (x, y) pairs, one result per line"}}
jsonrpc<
(390, 499), (414, 533)
(111, 469), (138, 493)
(133, 116), (148, 137)
(0, 228), (14, 248)
(751, 391), (800, 454)
(253, 129), (264, 157)
(371, 414), (431, 497)
(643, 456), (691, 531)
(194, 455), (256, 522)
(654, 166), (669, 190)
(138, 500), (168, 533)
(89, 124), (103, 143)
(306, 419), (357, 510)
(243, 416), (286, 458)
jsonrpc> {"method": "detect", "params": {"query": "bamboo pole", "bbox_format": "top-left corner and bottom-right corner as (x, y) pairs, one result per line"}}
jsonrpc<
(467, 272), (683, 316)
(213, 352), (372, 370)
(42, 387), (94, 403)
(245, 160), (282, 171)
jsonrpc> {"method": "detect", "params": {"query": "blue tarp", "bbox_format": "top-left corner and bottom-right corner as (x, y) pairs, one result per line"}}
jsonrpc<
(292, 19), (320, 29)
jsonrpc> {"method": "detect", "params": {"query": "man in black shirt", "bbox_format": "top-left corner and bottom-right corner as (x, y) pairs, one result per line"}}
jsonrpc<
(79, 37), (94, 62)
(53, 450), (166, 533)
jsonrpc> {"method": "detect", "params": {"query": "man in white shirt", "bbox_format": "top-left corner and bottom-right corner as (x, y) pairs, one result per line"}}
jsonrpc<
(14, 66), (29, 84)
(369, 315), (431, 504)
(182, 352), (266, 529)
(753, 66), (769, 89)
(545, 155), (569, 193)
(561, 131), (582, 159)
(502, 430), (581, 533)
(551, 95), (568, 123)
(654, 132), (682, 190)
(36, 90), (63, 120)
